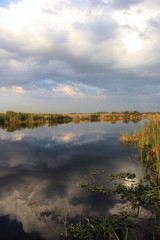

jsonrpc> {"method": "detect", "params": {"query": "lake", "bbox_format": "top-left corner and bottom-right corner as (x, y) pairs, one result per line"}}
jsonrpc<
(0, 121), (142, 239)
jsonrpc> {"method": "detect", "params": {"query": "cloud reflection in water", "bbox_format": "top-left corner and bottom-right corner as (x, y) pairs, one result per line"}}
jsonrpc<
(0, 122), (140, 239)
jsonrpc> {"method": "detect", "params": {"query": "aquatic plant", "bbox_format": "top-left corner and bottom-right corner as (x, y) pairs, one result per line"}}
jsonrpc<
(63, 118), (160, 239)
(68, 216), (134, 240)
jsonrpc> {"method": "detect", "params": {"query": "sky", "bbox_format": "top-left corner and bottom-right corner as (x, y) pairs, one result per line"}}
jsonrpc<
(0, 0), (160, 113)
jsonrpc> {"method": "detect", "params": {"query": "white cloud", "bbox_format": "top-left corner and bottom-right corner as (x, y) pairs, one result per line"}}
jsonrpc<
(0, 86), (27, 95)
(52, 85), (84, 97)
(123, 32), (143, 52)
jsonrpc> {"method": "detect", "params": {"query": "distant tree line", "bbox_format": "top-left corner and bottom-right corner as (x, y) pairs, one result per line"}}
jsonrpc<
(0, 111), (72, 124)
(0, 110), (156, 127)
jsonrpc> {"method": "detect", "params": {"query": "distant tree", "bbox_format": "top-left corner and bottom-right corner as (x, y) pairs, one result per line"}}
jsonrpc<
(132, 110), (141, 116)
(122, 111), (130, 118)
(0, 114), (5, 123)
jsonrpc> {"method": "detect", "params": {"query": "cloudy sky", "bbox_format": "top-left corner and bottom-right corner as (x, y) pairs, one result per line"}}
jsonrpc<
(0, 0), (160, 113)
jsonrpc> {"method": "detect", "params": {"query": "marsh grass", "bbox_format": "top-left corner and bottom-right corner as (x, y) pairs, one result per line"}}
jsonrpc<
(119, 117), (160, 236)
(120, 117), (160, 178)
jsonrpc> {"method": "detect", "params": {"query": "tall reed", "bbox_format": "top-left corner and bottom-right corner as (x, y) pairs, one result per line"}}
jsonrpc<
(120, 117), (160, 217)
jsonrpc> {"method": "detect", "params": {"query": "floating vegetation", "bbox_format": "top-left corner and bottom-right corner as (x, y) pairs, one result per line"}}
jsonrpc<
(108, 172), (136, 181)
(79, 183), (107, 194)
(90, 170), (106, 175)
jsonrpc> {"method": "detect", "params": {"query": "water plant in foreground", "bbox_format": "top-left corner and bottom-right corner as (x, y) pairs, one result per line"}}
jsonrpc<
(60, 118), (160, 239)
(63, 171), (159, 239)
(67, 216), (135, 240)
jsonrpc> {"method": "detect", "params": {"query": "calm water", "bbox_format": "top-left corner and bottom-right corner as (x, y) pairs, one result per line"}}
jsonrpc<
(0, 121), (142, 239)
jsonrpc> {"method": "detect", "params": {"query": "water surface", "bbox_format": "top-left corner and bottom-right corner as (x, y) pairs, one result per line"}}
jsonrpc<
(0, 121), (141, 239)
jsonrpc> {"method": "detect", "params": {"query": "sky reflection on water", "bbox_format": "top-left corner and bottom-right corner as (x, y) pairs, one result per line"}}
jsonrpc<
(0, 121), (141, 239)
